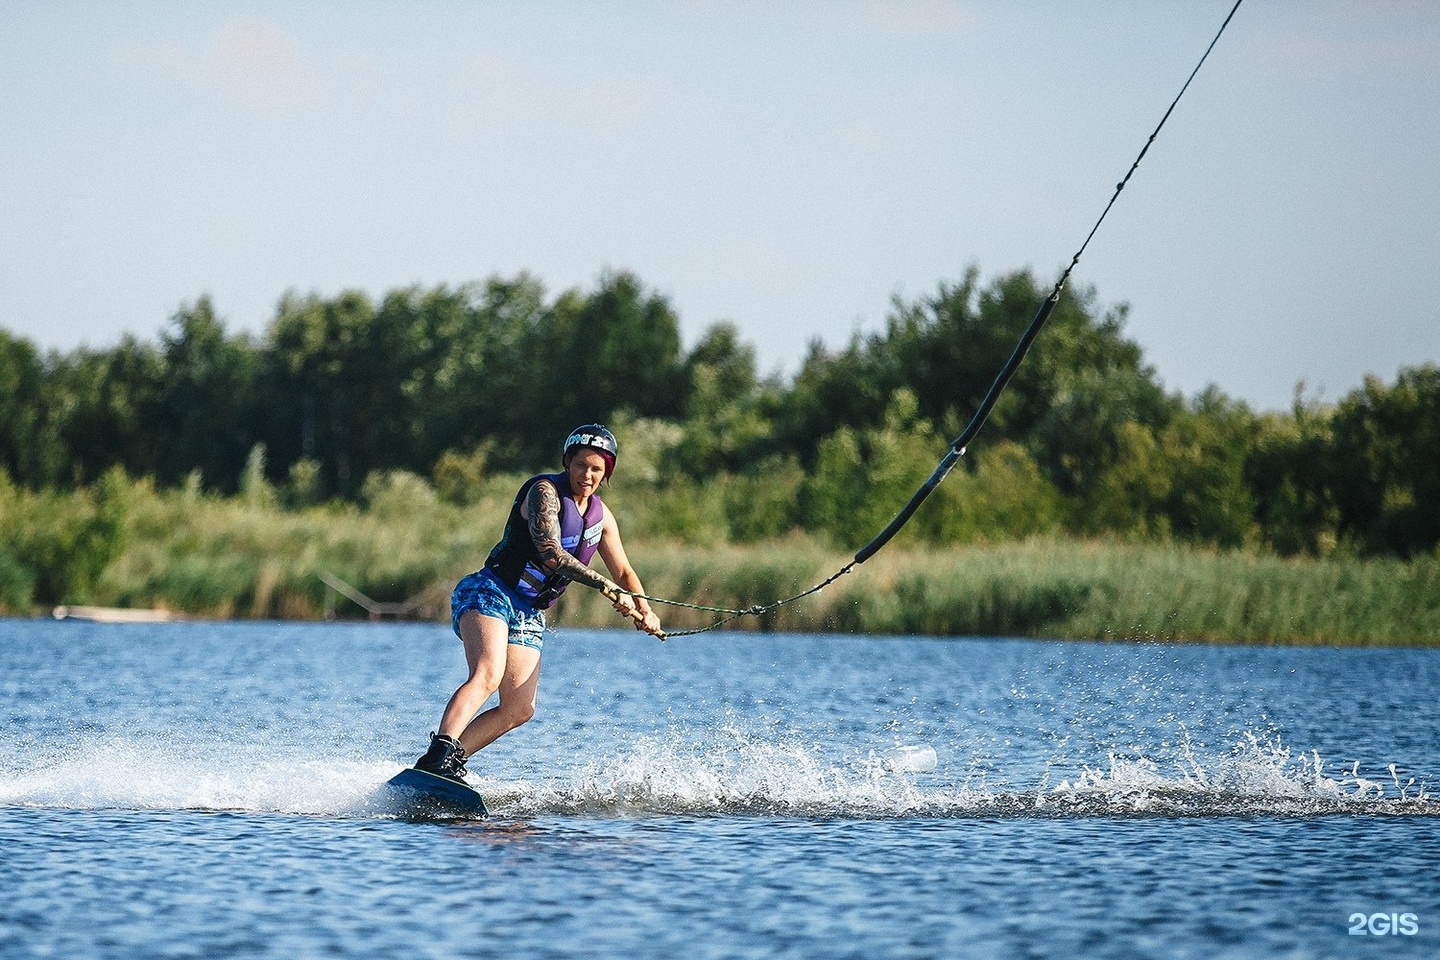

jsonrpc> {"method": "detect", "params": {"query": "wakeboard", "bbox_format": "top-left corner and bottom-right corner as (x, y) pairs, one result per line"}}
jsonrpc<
(385, 767), (489, 817)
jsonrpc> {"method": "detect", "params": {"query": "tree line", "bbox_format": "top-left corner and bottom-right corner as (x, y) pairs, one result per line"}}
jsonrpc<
(2, 266), (1436, 558)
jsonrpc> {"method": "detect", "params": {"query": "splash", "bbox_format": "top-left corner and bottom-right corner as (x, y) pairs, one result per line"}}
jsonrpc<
(0, 731), (398, 817)
(1045, 732), (1435, 816)
(1, 727), (1433, 820)
(491, 731), (942, 818)
(475, 728), (1437, 820)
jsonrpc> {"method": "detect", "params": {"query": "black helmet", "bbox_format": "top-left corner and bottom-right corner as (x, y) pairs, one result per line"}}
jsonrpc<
(562, 424), (618, 476)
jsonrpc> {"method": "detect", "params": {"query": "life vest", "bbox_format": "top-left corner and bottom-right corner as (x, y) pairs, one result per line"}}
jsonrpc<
(485, 473), (605, 609)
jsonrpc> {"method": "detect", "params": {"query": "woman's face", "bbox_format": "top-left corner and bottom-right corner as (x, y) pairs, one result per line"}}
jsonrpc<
(566, 449), (608, 499)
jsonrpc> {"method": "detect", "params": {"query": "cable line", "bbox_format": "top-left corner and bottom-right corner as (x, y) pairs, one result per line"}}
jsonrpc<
(642, 0), (1245, 639)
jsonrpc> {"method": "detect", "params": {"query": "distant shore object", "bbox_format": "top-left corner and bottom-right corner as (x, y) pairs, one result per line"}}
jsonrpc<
(52, 605), (179, 624)
(882, 745), (939, 773)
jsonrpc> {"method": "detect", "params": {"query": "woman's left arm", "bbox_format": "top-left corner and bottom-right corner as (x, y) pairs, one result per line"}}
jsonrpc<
(596, 505), (664, 636)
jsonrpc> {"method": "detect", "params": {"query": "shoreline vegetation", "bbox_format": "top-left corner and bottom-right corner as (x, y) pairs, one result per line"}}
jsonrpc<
(3, 470), (1435, 647)
(3, 270), (1437, 644)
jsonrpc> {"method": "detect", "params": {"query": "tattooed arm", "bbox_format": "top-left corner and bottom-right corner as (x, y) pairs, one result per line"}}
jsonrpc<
(519, 477), (661, 635)
(522, 479), (617, 593)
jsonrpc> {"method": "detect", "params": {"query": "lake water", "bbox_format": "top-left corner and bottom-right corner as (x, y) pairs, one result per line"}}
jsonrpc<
(1, 618), (1436, 959)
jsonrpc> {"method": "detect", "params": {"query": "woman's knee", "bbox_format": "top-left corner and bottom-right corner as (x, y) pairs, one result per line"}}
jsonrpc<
(500, 699), (536, 729)
(459, 663), (503, 700)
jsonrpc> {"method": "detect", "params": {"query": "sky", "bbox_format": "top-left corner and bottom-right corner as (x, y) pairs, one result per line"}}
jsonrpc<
(1, 1), (1436, 411)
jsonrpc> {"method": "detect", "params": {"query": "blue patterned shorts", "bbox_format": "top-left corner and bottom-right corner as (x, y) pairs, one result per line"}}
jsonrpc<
(450, 568), (547, 651)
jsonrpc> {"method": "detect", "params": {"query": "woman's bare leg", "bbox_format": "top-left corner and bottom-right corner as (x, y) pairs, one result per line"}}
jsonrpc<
(457, 642), (542, 756)
(437, 611), (509, 740)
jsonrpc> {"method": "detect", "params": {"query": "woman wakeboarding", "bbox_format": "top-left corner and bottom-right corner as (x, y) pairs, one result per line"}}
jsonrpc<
(412, 423), (664, 782)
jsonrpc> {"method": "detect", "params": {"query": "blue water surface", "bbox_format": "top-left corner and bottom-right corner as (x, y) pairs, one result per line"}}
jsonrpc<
(1, 619), (1436, 959)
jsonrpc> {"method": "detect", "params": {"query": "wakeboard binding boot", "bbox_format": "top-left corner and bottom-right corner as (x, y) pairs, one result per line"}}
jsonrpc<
(414, 732), (470, 784)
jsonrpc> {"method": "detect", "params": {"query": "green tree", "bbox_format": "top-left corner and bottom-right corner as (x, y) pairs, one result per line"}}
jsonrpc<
(530, 271), (685, 460)
(676, 322), (776, 477)
(1329, 364), (1440, 555)
(1247, 392), (1340, 556)
(802, 390), (949, 548)
(1032, 364), (1178, 502)
(720, 455), (806, 541)
(264, 287), (441, 496)
(1075, 420), (1172, 538)
(0, 330), (64, 486)
(777, 268), (1165, 466)
(422, 275), (550, 469)
(920, 440), (1065, 544)
(49, 336), (164, 485)
(153, 297), (263, 491)
(1154, 388), (1257, 548)
(0, 467), (130, 604)
(258, 272), (687, 487)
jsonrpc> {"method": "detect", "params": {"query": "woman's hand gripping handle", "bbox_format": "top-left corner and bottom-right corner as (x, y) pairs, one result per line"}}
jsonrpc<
(602, 585), (666, 640)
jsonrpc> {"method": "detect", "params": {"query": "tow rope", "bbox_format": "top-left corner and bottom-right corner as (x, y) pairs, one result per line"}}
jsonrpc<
(638, 0), (1245, 638)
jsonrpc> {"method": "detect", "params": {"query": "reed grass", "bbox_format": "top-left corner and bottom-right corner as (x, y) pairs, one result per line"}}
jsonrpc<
(4, 472), (1437, 645)
(96, 476), (514, 620)
(605, 538), (1438, 646)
